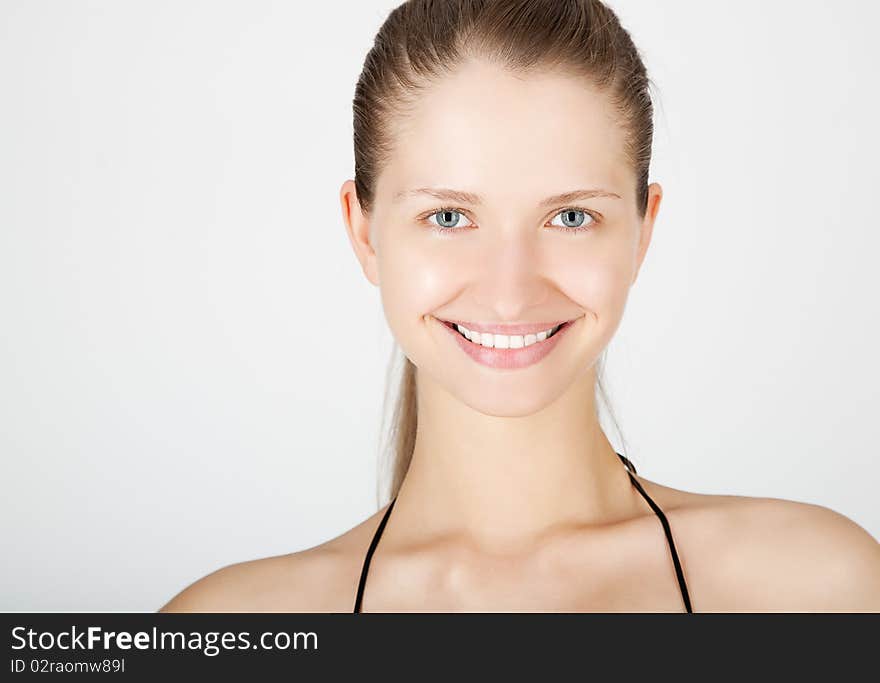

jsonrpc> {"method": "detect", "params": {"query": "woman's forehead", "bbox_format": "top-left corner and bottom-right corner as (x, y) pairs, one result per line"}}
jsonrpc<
(383, 62), (628, 196)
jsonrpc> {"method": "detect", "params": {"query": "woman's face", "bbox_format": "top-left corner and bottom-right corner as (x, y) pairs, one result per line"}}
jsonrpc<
(342, 58), (660, 416)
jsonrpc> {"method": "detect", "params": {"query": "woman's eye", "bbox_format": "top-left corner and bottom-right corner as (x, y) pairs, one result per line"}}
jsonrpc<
(549, 208), (595, 231)
(427, 209), (474, 230)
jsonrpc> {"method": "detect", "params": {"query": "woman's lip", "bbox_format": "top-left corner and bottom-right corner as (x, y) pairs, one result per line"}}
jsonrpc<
(439, 316), (577, 370)
(436, 318), (575, 335)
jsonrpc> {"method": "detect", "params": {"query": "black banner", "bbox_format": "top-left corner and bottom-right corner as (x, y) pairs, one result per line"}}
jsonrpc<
(2, 613), (876, 677)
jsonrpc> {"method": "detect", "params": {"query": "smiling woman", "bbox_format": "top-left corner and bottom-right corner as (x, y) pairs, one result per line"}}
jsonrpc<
(158, 0), (880, 614)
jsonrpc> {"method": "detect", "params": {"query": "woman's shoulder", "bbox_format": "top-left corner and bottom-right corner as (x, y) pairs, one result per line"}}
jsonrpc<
(158, 485), (880, 613)
(641, 478), (880, 611)
(157, 505), (392, 613)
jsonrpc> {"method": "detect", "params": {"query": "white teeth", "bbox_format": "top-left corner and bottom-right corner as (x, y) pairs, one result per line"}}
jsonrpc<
(454, 323), (562, 348)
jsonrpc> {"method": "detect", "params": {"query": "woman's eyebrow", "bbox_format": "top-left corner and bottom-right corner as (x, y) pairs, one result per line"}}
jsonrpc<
(392, 187), (621, 206)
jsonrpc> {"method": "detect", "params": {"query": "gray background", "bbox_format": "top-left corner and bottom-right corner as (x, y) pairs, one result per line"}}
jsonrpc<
(1, 0), (877, 611)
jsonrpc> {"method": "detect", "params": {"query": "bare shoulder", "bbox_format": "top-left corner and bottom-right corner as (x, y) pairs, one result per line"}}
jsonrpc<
(157, 483), (880, 613)
(157, 505), (392, 613)
(643, 480), (880, 612)
(737, 496), (880, 610)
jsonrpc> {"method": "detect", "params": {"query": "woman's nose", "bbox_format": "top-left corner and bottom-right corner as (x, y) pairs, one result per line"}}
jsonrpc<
(469, 230), (551, 309)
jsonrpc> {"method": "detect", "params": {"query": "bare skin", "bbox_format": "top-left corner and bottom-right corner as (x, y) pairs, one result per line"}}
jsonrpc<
(159, 57), (880, 613)
(158, 481), (880, 613)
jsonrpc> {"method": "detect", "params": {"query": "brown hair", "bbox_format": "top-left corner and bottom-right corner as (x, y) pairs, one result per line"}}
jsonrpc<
(350, 0), (655, 503)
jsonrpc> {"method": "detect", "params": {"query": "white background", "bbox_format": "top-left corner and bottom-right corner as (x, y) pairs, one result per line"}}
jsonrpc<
(1, 0), (877, 611)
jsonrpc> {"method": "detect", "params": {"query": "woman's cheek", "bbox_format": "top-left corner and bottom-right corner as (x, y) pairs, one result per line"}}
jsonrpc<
(574, 250), (634, 340)
(376, 240), (456, 349)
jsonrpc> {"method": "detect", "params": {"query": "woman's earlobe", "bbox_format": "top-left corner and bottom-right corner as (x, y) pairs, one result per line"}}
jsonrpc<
(365, 260), (380, 287)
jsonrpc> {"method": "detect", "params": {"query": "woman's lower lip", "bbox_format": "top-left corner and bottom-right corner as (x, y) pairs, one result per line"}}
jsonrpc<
(439, 318), (577, 370)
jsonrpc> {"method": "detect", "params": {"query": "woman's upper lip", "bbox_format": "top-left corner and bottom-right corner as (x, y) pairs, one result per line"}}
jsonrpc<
(436, 317), (576, 335)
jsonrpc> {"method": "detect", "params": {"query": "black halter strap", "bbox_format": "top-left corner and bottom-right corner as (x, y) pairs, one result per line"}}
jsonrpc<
(353, 452), (693, 613)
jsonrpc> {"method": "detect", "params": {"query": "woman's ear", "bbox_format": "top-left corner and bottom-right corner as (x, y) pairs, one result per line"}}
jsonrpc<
(339, 179), (380, 286)
(632, 182), (662, 285)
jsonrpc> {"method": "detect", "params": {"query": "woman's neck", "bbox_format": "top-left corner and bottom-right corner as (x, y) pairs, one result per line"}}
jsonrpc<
(389, 368), (641, 554)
